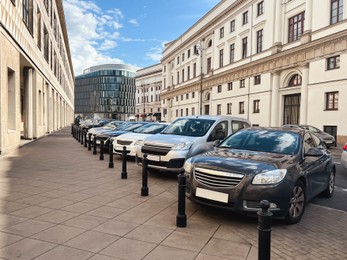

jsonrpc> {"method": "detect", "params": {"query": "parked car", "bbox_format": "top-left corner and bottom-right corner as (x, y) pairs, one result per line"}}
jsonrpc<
(111, 122), (168, 156)
(341, 143), (347, 170)
(184, 127), (335, 224)
(136, 116), (251, 172)
(282, 124), (336, 148)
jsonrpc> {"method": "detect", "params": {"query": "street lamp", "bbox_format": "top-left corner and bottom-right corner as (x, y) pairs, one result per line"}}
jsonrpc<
(195, 42), (203, 115)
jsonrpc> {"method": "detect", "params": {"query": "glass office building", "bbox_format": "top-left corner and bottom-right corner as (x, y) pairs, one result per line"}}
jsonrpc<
(75, 64), (136, 120)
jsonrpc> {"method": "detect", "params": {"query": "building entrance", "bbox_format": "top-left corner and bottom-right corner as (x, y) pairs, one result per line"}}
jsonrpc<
(283, 94), (301, 125)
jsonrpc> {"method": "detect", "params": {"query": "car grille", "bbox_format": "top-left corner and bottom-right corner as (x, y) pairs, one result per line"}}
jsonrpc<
(117, 140), (132, 145)
(141, 144), (171, 156)
(194, 167), (244, 188)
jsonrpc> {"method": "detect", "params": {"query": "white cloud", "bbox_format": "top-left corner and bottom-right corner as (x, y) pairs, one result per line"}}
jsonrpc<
(145, 45), (164, 62)
(128, 18), (139, 26)
(99, 40), (117, 51)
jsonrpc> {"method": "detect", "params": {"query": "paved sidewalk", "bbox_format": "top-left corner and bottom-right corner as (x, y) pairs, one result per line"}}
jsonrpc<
(0, 127), (346, 260)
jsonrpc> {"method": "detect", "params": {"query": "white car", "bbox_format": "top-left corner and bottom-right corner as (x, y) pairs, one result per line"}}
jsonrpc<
(111, 122), (168, 156)
(341, 143), (347, 170)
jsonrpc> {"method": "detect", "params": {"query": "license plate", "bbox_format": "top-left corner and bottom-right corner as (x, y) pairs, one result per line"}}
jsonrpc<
(147, 155), (160, 161)
(115, 145), (123, 151)
(196, 187), (228, 203)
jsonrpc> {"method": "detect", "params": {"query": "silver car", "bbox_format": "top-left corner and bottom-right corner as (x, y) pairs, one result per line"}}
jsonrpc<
(136, 115), (251, 172)
(341, 143), (347, 170)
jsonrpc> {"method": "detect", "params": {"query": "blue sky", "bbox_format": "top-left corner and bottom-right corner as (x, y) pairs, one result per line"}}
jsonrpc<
(63, 0), (220, 75)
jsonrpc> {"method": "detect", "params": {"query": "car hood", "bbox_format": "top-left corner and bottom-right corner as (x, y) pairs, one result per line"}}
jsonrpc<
(99, 130), (128, 137)
(190, 148), (296, 174)
(116, 132), (151, 142)
(144, 134), (199, 147)
(316, 132), (334, 140)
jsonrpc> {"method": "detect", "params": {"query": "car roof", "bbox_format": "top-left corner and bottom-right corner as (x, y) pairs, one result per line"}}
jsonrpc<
(246, 126), (305, 135)
(177, 115), (251, 122)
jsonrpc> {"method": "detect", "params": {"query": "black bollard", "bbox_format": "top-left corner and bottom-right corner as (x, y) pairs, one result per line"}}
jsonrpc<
(84, 131), (87, 148)
(257, 200), (273, 260)
(71, 124), (74, 135)
(176, 168), (187, 227)
(93, 134), (97, 155)
(121, 146), (127, 179)
(76, 127), (79, 141)
(108, 139), (114, 168)
(80, 130), (84, 145)
(141, 154), (149, 196)
(88, 133), (92, 151)
(99, 140), (104, 160)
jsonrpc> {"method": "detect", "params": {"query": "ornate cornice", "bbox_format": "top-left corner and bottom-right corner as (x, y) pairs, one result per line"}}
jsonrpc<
(161, 29), (347, 100)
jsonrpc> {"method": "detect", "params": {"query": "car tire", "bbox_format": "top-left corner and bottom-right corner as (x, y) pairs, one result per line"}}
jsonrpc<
(322, 168), (335, 198)
(285, 180), (306, 224)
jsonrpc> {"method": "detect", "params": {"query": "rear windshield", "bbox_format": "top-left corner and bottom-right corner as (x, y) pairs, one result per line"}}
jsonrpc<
(219, 129), (300, 155)
(162, 118), (215, 137)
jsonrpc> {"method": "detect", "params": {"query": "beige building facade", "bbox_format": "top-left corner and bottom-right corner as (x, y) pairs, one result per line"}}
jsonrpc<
(159, 0), (347, 144)
(0, 0), (74, 155)
(135, 64), (162, 121)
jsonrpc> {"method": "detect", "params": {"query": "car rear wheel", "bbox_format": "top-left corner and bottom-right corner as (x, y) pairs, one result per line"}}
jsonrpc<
(285, 180), (306, 224)
(322, 168), (335, 198)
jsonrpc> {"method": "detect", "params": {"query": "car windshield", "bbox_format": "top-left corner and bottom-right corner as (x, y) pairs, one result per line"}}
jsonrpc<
(133, 124), (167, 134)
(121, 123), (147, 131)
(300, 125), (321, 133)
(219, 129), (300, 155)
(161, 118), (215, 137)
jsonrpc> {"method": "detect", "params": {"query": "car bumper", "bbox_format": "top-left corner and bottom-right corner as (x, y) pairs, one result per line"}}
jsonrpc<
(114, 144), (137, 157)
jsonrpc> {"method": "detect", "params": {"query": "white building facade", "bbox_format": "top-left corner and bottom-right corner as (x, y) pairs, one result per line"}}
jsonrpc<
(160, 0), (347, 144)
(135, 64), (162, 121)
(0, 0), (74, 155)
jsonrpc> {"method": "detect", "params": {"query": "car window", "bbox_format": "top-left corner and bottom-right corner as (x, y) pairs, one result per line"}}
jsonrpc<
(311, 133), (324, 147)
(231, 121), (248, 133)
(133, 124), (167, 134)
(303, 133), (316, 154)
(162, 118), (215, 137)
(208, 121), (228, 141)
(219, 129), (300, 155)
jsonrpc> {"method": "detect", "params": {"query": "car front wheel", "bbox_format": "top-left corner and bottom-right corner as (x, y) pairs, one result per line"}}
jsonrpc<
(322, 168), (335, 198)
(285, 180), (306, 224)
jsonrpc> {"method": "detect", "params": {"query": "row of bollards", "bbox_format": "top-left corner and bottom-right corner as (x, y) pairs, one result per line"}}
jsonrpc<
(72, 123), (272, 260)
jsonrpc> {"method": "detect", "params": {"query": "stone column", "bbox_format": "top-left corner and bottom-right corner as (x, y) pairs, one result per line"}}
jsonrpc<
(300, 65), (309, 124)
(24, 68), (34, 139)
(270, 72), (280, 127)
(302, 0), (313, 43)
(272, 1), (283, 53)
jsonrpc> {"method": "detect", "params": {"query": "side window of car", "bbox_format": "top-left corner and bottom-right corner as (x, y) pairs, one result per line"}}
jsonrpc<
(208, 121), (228, 141)
(304, 133), (316, 154)
(232, 121), (245, 133)
(311, 133), (324, 148)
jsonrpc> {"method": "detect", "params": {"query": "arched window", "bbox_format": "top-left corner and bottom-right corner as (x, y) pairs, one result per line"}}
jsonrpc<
(208, 39), (212, 48)
(205, 92), (210, 101)
(288, 74), (302, 87)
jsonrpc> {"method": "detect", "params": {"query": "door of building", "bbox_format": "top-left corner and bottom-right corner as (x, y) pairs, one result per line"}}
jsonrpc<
(283, 94), (301, 125)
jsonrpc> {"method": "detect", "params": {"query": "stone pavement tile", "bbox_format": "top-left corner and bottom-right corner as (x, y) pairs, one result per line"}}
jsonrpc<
(1, 219), (54, 237)
(143, 245), (198, 260)
(58, 185), (90, 193)
(81, 195), (118, 206)
(213, 225), (255, 244)
(61, 202), (101, 214)
(64, 230), (119, 253)
(63, 214), (108, 229)
(178, 217), (221, 237)
(0, 214), (27, 228)
(34, 209), (80, 224)
(59, 192), (94, 202)
(201, 238), (252, 259)
(93, 219), (139, 236)
(17, 186), (52, 195)
(196, 254), (233, 260)
(106, 193), (150, 210)
(14, 195), (52, 206)
(86, 206), (126, 219)
(0, 231), (24, 249)
(88, 255), (120, 260)
(38, 189), (71, 198)
(0, 192), (30, 202)
(32, 224), (85, 244)
(0, 201), (30, 214)
(125, 224), (173, 244)
(100, 237), (156, 259)
(161, 230), (211, 252)
(144, 212), (177, 230)
(246, 246), (258, 260)
(34, 245), (94, 260)
(9, 205), (54, 218)
(38, 198), (75, 209)
(0, 238), (56, 260)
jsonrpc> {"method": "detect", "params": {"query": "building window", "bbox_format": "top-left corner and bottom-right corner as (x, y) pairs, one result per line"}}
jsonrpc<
(44, 25), (49, 62)
(176, 110), (178, 117)
(288, 12), (305, 43)
(254, 75), (261, 85)
(239, 102), (245, 114)
(220, 27), (224, 38)
(181, 95), (183, 101)
(187, 66), (190, 80)
(327, 56), (340, 70)
(37, 8), (42, 49)
(192, 92), (195, 98)
(207, 57), (212, 73)
(193, 63), (197, 77)
(186, 93), (189, 99)
(228, 82), (233, 91)
(253, 100), (260, 113)
(230, 19), (235, 32)
(257, 1), (264, 16)
(182, 69), (185, 82)
(177, 56), (180, 64)
(181, 109), (183, 116)
(192, 107), (195, 115)
(188, 49), (191, 58)
(177, 71), (180, 84)
(217, 85), (222, 93)
(182, 53), (185, 62)
(186, 108), (189, 116)
(326, 91), (338, 110)
(219, 49), (224, 68)
(227, 103), (232, 114)
(256, 29), (263, 53)
(243, 11), (248, 25)
(22, 0), (33, 33)
(242, 37), (248, 58)
(7, 68), (16, 130)
(217, 104), (222, 115)
(240, 79), (245, 88)
(288, 74), (302, 87)
(331, 0), (343, 24)
(230, 43), (235, 63)
(176, 96), (178, 102)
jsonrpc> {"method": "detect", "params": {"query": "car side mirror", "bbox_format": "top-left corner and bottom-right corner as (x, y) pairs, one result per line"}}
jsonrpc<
(305, 147), (323, 157)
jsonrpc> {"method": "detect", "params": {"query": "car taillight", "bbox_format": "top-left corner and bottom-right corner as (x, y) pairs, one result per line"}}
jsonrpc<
(343, 144), (347, 151)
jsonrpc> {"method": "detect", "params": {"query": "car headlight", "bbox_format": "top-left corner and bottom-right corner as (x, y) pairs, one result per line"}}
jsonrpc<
(134, 140), (144, 146)
(252, 169), (287, 185)
(183, 158), (193, 173)
(172, 142), (193, 150)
